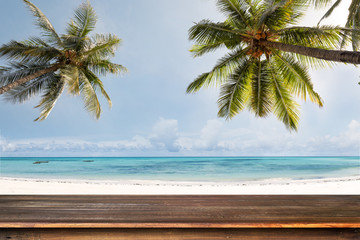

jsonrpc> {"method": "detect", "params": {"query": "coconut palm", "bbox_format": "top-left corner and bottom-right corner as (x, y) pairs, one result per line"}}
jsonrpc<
(0, 0), (126, 121)
(187, 0), (360, 131)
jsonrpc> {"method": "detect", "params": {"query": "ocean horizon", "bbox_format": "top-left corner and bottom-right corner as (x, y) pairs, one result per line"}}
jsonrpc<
(0, 156), (359, 182)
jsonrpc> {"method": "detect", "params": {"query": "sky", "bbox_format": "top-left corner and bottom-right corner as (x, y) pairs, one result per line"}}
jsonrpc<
(0, 0), (359, 157)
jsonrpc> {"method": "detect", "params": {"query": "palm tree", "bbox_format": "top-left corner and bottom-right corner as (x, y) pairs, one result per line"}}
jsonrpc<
(0, 0), (126, 121)
(187, 0), (360, 131)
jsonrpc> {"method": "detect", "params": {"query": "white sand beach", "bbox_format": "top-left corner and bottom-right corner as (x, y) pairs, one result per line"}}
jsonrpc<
(0, 176), (359, 194)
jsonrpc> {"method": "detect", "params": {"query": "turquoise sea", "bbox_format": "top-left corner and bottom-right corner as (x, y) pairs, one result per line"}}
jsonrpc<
(0, 156), (359, 182)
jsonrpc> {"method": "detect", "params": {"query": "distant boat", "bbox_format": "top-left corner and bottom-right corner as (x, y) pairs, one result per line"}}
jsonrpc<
(83, 160), (94, 162)
(33, 161), (49, 164)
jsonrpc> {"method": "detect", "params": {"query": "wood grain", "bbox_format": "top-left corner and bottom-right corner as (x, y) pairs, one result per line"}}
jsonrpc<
(0, 195), (359, 228)
(1, 228), (360, 240)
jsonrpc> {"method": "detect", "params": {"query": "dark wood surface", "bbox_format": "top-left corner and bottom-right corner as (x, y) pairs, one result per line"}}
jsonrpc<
(1, 228), (360, 240)
(0, 195), (359, 228)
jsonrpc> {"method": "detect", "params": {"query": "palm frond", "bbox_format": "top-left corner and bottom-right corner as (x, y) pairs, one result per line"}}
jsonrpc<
(23, 0), (62, 46)
(190, 34), (243, 56)
(66, 1), (97, 38)
(60, 35), (83, 50)
(34, 76), (65, 121)
(259, 0), (307, 30)
(78, 71), (101, 119)
(346, 0), (360, 29)
(273, 52), (323, 106)
(0, 40), (60, 63)
(309, 0), (333, 8)
(316, 0), (360, 51)
(318, 0), (342, 24)
(0, 61), (52, 87)
(81, 68), (112, 107)
(278, 26), (351, 49)
(83, 34), (121, 59)
(216, 0), (252, 28)
(249, 59), (272, 117)
(3, 71), (55, 103)
(188, 20), (242, 45)
(187, 47), (249, 93)
(243, 0), (262, 17)
(190, 43), (226, 58)
(61, 66), (80, 95)
(272, 77), (300, 131)
(348, 0), (360, 50)
(259, 0), (288, 29)
(217, 59), (252, 119)
(88, 59), (127, 76)
(0, 66), (9, 74)
(268, 60), (300, 131)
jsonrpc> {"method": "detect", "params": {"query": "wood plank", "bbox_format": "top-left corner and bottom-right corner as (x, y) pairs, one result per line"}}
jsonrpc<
(0, 195), (359, 228)
(1, 228), (359, 240)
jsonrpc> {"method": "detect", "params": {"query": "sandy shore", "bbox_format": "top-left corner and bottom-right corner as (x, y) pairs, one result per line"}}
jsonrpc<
(0, 176), (359, 194)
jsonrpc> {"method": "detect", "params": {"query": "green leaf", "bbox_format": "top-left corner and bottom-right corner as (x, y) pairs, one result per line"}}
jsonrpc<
(188, 20), (241, 45)
(88, 59), (127, 76)
(23, 0), (62, 46)
(217, 59), (252, 119)
(34, 77), (65, 121)
(278, 26), (350, 50)
(216, 0), (252, 28)
(249, 59), (273, 117)
(187, 47), (249, 93)
(81, 68), (112, 108)
(66, 1), (97, 38)
(269, 59), (300, 131)
(79, 71), (101, 119)
(0, 61), (53, 88)
(4, 71), (55, 104)
(259, 0), (307, 31)
(310, 0), (333, 8)
(318, 0), (342, 24)
(273, 52), (323, 106)
(84, 34), (121, 59)
(0, 40), (60, 63)
(61, 66), (80, 95)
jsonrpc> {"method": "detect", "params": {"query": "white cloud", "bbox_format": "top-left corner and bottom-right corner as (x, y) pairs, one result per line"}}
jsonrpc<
(176, 119), (224, 151)
(0, 135), (16, 153)
(1, 119), (359, 157)
(150, 118), (180, 152)
(306, 120), (360, 155)
(176, 119), (360, 156)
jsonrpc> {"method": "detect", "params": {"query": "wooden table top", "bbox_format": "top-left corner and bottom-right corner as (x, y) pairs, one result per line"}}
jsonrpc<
(0, 195), (359, 228)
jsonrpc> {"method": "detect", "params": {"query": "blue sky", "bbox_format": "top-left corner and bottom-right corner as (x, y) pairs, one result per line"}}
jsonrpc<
(0, 0), (359, 157)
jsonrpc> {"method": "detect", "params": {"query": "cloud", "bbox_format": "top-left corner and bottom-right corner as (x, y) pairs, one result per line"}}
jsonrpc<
(151, 118), (180, 152)
(0, 135), (153, 156)
(0, 135), (15, 153)
(176, 119), (224, 151)
(1, 119), (359, 157)
(305, 120), (360, 155)
(176, 119), (360, 156)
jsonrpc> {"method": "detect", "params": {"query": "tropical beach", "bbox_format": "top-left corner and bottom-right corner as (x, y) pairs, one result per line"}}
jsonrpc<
(0, 175), (359, 194)
(0, 156), (358, 194)
(0, 0), (359, 194)
(0, 1), (360, 239)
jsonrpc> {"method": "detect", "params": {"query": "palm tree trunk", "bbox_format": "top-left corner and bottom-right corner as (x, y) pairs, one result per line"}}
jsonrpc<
(260, 40), (360, 64)
(0, 63), (63, 94)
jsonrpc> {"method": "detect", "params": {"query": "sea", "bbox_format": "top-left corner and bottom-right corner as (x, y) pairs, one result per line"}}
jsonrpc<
(0, 156), (359, 182)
